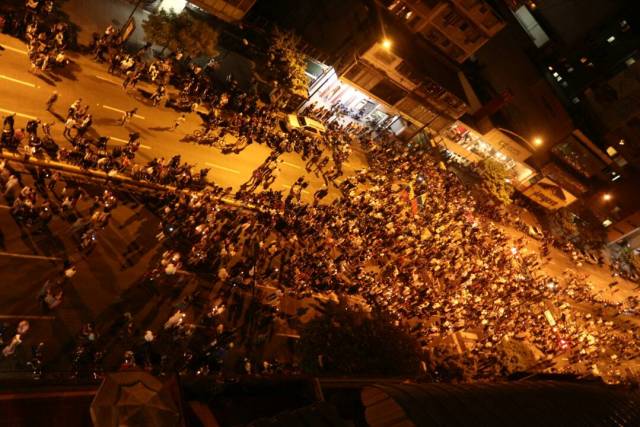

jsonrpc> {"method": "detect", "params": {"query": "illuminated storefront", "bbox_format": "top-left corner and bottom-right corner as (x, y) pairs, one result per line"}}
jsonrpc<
(442, 122), (535, 188)
(303, 62), (406, 134)
(440, 121), (578, 210)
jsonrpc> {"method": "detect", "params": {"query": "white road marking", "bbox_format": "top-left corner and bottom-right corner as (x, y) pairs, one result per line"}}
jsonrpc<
(0, 74), (36, 88)
(0, 315), (56, 320)
(281, 184), (309, 194)
(0, 107), (37, 120)
(108, 136), (151, 149)
(100, 104), (146, 120)
(94, 74), (120, 85)
(275, 333), (301, 339)
(282, 161), (302, 169)
(205, 162), (240, 174)
(0, 44), (28, 55)
(0, 251), (63, 261)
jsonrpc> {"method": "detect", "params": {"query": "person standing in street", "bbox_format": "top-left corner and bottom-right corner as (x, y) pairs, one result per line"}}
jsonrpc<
(63, 116), (76, 140)
(68, 98), (82, 119)
(170, 114), (186, 131)
(120, 108), (137, 126)
(45, 90), (58, 112)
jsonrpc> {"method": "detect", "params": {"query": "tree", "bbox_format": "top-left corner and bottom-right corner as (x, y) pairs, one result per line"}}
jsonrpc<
(297, 300), (423, 376)
(174, 12), (219, 58)
(142, 9), (176, 52)
(620, 247), (640, 275)
(143, 10), (219, 58)
(476, 158), (514, 205)
(267, 28), (309, 96)
(551, 208), (578, 239)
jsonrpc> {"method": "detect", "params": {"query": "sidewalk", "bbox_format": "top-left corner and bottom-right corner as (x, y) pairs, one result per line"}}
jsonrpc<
(61, 0), (151, 49)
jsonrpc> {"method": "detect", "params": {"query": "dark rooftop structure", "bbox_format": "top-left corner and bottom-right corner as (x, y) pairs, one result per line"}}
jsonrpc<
(361, 380), (640, 427)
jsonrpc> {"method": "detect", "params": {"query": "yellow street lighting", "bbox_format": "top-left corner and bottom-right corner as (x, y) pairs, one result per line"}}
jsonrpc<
(382, 38), (392, 50)
(533, 137), (543, 146)
(602, 193), (612, 202)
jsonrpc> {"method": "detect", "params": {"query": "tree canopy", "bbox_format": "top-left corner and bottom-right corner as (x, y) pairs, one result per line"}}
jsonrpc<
(297, 300), (423, 376)
(476, 158), (514, 205)
(267, 28), (309, 96)
(142, 10), (219, 58)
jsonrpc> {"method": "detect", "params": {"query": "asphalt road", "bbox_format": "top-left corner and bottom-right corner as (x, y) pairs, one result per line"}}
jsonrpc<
(0, 33), (368, 203)
(1, 31), (639, 379)
(0, 160), (326, 374)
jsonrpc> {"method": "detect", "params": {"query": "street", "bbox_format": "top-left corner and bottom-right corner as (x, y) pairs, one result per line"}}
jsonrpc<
(1, 26), (639, 383)
(0, 33), (368, 202)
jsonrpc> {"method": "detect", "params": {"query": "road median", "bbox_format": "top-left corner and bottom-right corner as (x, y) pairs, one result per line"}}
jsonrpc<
(0, 149), (258, 212)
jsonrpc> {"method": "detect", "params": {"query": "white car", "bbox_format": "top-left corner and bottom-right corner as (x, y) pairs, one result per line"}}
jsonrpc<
(283, 114), (326, 138)
(527, 225), (545, 240)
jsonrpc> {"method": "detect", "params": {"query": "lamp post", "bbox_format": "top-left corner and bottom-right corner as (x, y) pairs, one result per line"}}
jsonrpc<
(497, 127), (543, 152)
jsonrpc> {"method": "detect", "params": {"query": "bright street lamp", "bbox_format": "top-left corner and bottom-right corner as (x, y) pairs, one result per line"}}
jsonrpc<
(602, 193), (612, 202)
(382, 38), (392, 50)
(497, 127), (542, 151)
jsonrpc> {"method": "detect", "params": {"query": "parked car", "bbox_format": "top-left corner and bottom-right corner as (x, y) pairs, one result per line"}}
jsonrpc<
(282, 114), (326, 139)
(527, 225), (545, 240)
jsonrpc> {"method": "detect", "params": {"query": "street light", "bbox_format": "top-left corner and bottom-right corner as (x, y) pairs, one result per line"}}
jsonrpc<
(382, 38), (392, 50)
(602, 193), (612, 202)
(497, 127), (542, 151)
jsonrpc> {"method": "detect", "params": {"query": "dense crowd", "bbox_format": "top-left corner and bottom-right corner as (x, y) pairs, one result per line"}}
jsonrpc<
(1, 2), (640, 383)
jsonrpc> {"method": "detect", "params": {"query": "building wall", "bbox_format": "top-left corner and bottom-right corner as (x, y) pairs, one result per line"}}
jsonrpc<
(251, 0), (470, 129)
(190, 0), (256, 22)
(380, 0), (505, 62)
(473, 24), (574, 148)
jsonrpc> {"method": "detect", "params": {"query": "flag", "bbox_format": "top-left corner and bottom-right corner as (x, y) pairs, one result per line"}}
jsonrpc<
(416, 193), (427, 210)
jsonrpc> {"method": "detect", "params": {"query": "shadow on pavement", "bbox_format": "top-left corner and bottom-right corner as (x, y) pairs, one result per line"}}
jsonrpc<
(34, 73), (58, 86)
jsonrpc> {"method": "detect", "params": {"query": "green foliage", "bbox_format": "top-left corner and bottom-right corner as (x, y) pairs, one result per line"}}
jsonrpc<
(297, 300), (423, 376)
(477, 158), (514, 205)
(143, 10), (219, 58)
(620, 247), (640, 274)
(142, 9), (176, 51)
(551, 208), (578, 238)
(267, 28), (309, 96)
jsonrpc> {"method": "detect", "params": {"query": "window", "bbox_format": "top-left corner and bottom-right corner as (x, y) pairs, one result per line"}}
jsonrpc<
(513, 5), (549, 47)
(387, 0), (403, 11)
(369, 79), (406, 105)
(395, 61), (422, 85)
(372, 48), (397, 65)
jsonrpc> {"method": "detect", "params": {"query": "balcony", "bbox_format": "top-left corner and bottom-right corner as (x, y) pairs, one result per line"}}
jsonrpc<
(451, 0), (505, 35)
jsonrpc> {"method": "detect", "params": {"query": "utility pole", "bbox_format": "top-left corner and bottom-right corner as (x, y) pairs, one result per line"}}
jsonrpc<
(125, 0), (145, 26)
(119, 0), (144, 40)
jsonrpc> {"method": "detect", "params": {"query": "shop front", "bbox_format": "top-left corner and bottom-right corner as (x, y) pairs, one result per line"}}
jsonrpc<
(442, 121), (535, 188)
(301, 61), (406, 135)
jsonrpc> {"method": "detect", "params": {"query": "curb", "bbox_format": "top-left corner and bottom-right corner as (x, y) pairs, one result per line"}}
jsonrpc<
(0, 149), (258, 211)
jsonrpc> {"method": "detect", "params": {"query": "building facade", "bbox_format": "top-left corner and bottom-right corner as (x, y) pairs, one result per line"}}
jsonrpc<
(196, 0), (255, 21)
(379, 0), (505, 63)
(251, 0), (483, 135)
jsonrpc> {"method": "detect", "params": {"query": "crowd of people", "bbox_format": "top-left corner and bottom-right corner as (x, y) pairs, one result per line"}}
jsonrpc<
(1, 4), (640, 384)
